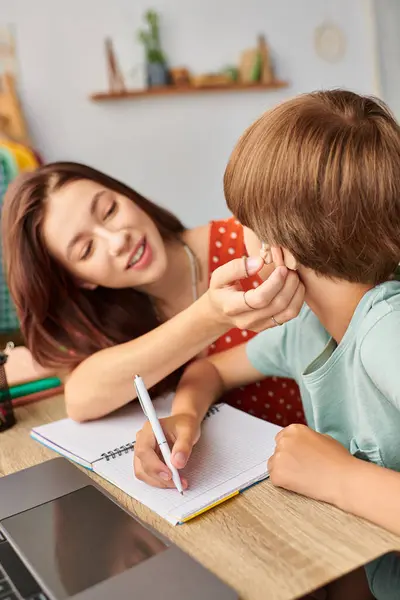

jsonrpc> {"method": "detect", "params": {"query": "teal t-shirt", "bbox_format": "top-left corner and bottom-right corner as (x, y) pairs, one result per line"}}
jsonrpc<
(246, 278), (400, 599)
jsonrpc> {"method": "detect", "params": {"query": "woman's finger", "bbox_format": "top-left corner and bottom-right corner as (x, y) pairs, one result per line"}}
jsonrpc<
(271, 246), (285, 267)
(233, 273), (304, 331)
(246, 268), (298, 313)
(210, 256), (263, 289)
(257, 270), (301, 317)
(273, 279), (305, 325)
(221, 266), (289, 315)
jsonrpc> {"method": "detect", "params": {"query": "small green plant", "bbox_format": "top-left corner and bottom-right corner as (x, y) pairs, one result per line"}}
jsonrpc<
(138, 10), (166, 64)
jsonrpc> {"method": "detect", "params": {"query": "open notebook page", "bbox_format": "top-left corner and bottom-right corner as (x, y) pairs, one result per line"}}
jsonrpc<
(31, 394), (174, 468)
(95, 403), (281, 525)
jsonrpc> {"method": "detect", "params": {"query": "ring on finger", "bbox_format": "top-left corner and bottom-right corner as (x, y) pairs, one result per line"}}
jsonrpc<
(271, 315), (282, 327)
(243, 255), (249, 278)
(243, 290), (256, 310)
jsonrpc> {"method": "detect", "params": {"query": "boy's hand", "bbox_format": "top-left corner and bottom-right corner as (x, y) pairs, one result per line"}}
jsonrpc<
(134, 414), (201, 489)
(268, 424), (356, 507)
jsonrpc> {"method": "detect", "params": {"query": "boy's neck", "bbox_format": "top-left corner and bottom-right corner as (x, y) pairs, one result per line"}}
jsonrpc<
(300, 269), (374, 343)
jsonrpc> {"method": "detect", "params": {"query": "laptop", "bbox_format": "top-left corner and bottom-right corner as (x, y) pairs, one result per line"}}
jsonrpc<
(0, 458), (237, 600)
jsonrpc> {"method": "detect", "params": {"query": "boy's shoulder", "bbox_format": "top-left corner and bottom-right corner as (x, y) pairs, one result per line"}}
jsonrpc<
(359, 280), (400, 341)
(359, 280), (400, 406)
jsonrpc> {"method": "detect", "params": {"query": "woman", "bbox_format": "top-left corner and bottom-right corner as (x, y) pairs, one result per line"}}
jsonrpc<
(2, 162), (305, 423)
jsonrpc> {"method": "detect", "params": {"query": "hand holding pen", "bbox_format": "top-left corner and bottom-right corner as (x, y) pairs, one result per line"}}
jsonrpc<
(134, 375), (191, 493)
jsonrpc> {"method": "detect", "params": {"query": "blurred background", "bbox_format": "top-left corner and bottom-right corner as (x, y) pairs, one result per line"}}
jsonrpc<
(1, 0), (397, 226)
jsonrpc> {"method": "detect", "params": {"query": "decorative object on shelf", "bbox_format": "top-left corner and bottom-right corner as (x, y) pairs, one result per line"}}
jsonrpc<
(105, 37), (126, 93)
(138, 10), (169, 87)
(239, 49), (259, 83)
(258, 34), (273, 84)
(222, 66), (239, 82)
(169, 67), (191, 87)
(191, 73), (232, 88)
(239, 34), (274, 84)
(314, 22), (346, 63)
(109, 34), (147, 92)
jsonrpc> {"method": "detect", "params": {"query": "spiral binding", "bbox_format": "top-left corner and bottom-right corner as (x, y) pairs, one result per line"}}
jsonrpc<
(100, 442), (135, 462)
(203, 404), (221, 421)
(99, 404), (222, 461)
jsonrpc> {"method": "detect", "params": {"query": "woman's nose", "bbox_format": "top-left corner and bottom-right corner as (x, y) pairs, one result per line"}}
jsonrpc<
(94, 226), (129, 257)
(108, 230), (129, 257)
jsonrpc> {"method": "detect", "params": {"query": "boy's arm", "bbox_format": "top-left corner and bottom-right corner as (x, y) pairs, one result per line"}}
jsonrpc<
(134, 344), (266, 488)
(268, 424), (400, 536)
(342, 458), (400, 537)
(172, 343), (266, 419)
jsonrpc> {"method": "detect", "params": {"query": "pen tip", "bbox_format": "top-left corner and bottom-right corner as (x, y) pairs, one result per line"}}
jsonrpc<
(180, 491), (184, 496)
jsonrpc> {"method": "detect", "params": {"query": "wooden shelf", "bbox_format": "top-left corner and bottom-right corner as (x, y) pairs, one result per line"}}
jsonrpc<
(90, 80), (288, 102)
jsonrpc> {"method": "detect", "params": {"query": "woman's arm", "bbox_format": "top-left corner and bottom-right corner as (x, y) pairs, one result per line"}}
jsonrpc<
(65, 257), (303, 421)
(66, 292), (225, 421)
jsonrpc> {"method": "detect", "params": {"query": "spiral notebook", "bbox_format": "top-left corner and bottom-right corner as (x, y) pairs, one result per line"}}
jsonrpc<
(31, 394), (281, 525)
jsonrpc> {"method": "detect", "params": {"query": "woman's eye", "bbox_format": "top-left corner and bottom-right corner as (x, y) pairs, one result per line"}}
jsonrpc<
(80, 240), (93, 261)
(104, 201), (117, 220)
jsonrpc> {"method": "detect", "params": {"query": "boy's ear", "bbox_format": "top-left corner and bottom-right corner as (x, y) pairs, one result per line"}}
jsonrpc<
(282, 248), (298, 271)
(271, 246), (298, 270)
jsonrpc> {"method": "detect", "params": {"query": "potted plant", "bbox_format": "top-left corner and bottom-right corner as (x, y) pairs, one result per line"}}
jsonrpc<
(138, 10), (169, 87)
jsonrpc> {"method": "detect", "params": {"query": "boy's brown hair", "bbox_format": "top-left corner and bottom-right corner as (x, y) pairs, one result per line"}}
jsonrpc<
(224, 89), (400, 284)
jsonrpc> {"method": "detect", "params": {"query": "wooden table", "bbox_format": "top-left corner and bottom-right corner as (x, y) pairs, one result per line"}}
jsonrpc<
(1, 396), (400, 600)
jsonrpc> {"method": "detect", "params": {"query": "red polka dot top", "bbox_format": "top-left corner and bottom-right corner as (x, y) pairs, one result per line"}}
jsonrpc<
(207, 218), (305, 427)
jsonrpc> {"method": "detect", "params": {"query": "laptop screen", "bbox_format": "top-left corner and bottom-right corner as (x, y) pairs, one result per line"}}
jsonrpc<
(1, 485), (167, 598)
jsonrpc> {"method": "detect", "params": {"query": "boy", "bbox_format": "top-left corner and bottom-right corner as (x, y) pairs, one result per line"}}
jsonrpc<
(134, 90), (400, 599)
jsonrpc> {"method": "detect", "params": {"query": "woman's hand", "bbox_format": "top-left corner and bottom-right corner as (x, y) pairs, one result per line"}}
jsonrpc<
(134, 414), (201, 489)
(207, 254), (305, 332)
(268, 424), (356, 507)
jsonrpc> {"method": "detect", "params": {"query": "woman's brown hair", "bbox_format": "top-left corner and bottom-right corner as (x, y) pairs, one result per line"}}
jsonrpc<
(2, 162), (185, 394)
(224, 89), (400, 284)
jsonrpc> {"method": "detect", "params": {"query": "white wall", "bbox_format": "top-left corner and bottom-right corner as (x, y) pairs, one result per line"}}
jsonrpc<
(1, 0), (377, 225)
(372, 0), (400, 118)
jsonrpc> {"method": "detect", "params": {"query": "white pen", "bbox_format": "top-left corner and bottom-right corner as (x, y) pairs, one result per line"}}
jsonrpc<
(134, 375), (183, 495)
